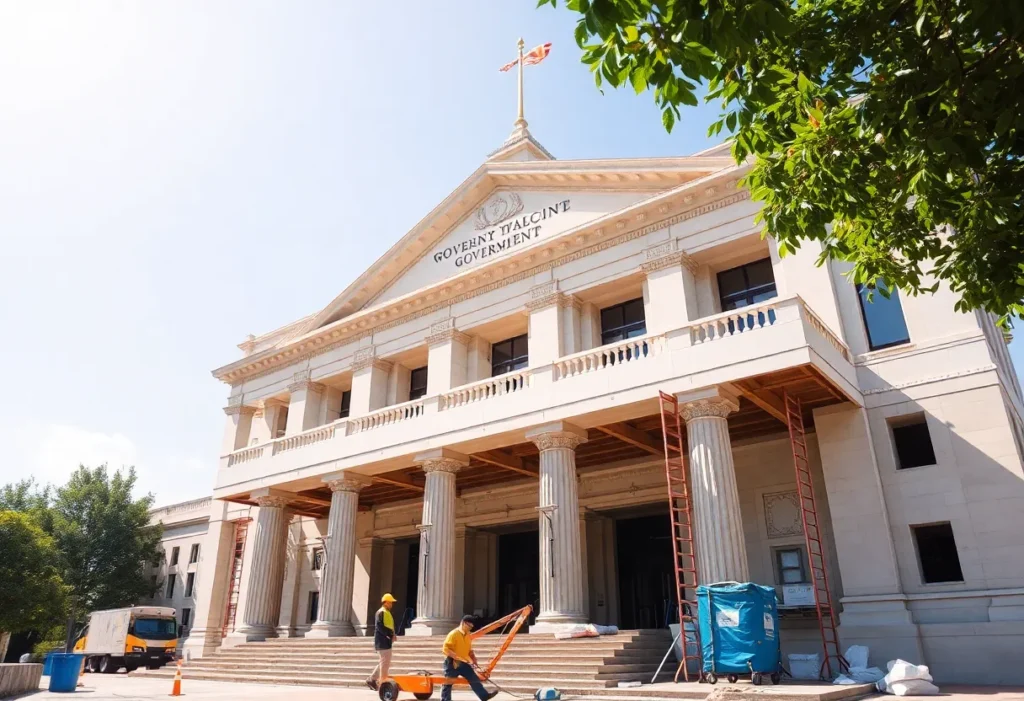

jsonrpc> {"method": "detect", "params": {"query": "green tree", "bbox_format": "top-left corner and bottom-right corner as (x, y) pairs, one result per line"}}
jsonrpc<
(540, 0), (1024, 320)
(48, 466), (162, 612)
(0, 511), (68, 661)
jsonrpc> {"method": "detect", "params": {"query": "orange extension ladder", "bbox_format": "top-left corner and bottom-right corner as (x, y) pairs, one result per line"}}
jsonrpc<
(784, 392), (848, 679)
(658, 391), (702, 682)
(221, 519), (251, 637)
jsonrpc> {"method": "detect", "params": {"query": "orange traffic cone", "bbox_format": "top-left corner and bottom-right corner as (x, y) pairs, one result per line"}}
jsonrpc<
(169, 659), (182, 697)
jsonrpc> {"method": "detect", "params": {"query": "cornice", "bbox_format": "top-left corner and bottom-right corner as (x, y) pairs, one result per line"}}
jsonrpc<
(214, 173), (750, 386)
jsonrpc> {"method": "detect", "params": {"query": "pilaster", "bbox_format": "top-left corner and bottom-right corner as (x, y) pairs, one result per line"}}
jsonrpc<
(350, 348), (392, 417)
(426, 318), (471, 395)
(182, 500), (235, 659)
(222, 398), (255, 453)
(641, 240), (699, 335)
(284, 369), (325, 435)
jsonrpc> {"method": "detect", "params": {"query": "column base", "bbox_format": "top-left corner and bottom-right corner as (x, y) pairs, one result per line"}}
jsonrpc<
(305, 621), (356, 638)
(529, 613), (588, 635)
(221, 625), (277, 648)
(405, 618), (457, 636)
(181, 627), (223, 660)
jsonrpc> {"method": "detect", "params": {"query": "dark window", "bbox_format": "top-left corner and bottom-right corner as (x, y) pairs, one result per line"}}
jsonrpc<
(717, 258), (777, 311)
(857, 280), (910, 350)
(600, 298), (647, 345)
(308, 591), (320, 624)
(276, 406), (289, 437)
(170, 547), (180, 566)
(774, 547), (809, 584)
(189, 544), (200, 564)
(185, 572), (195, 597)
(409, 367), (429, 401)
(912, 523), (964, 583)
(181, 608), (191, 628)
(891, 416), (937, 469)
(312, 547), (325, 571)
(492, 334), (529, 376)
(338, 390), (352, 419)
(166, 574), (176, 598)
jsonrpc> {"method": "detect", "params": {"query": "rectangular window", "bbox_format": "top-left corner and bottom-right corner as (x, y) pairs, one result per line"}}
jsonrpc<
(185, 572), (196, 597)
(409, 367), (429, 401)
(189, 543), (200, 564)
(170, 546), (180, 566)
(717, 258), (777, 311)
(166, 573), (176, 598)
(600, 298), (647, 345)
(308, 591), (320, 624)
(773, 547), (809, 584)
(276, 406), (289, 438)
(857, 280), (911, 350)
(338, 390), (352, 419)
(181, 608), (191, 628)
(912, 522), (964, 583)
(312, 547), (325, 571)
(890, 415), (937, 469)
(492, 334), (529, 376)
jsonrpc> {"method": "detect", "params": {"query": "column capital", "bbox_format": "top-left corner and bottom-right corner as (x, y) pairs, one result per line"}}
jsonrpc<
(526, 422), (589, 452)
(426, 318), (472, 347)
(640, 240), (698, 275)
(250, 488), (292, 509)
(353, 347), (394, 373)
(323, 472), (373, 493)
(415, 447), (470, 474)
(677, 386), (741, 421)
(288, 369), (325, 395)
(525, 281), (576, 311)
(224, 404), (257, 417)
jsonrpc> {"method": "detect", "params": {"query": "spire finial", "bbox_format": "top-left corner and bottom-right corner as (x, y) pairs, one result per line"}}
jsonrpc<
(515, 37), (527, 131)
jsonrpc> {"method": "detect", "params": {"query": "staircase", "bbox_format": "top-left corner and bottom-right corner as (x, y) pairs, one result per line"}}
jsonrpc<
(136, 630), (696, 697)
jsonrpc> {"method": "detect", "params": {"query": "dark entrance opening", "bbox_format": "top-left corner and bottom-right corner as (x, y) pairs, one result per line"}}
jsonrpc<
(616, 513), (674, 629)
(397, 541), (419, 635)
(497, 529), (539, 626)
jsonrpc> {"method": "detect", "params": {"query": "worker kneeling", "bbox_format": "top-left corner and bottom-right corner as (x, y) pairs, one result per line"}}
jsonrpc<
(441, 616), (498, 701)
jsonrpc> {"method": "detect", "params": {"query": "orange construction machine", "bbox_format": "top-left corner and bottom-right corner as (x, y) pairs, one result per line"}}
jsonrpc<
(378, 605), (533, 701)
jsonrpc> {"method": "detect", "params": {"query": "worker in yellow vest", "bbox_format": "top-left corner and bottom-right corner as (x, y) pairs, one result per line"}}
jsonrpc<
(366, 593), (398, 691)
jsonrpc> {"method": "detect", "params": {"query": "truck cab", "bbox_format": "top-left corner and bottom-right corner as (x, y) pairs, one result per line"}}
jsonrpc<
(75, 606), (179, 674)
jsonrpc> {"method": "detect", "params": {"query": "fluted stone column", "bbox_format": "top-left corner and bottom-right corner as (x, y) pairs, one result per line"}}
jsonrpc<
(680, 389), (750, 584)
(307, 474), (370, 637)
(527, 422), (589, 633)
(224, 493), (290, 645)
(407, 448), (468, 636)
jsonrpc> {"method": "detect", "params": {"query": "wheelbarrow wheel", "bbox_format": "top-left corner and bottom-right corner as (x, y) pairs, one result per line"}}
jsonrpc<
(379, 681), (401, 701)
(727, 675), (738, 684)
(705, 673), (718, 685)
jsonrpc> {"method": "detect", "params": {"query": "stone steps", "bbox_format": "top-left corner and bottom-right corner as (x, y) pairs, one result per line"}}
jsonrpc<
(176, 659), (662, 673)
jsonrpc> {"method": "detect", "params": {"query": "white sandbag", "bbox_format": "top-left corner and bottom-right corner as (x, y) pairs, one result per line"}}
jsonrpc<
(592, 624), (619, 636)
(889, 680), (940, 696)
(844, 645), (869, 670)
(884, 659), (933, 683)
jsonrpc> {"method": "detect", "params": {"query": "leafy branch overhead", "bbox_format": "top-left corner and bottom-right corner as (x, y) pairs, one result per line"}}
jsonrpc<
(540, 0), (1024, 320)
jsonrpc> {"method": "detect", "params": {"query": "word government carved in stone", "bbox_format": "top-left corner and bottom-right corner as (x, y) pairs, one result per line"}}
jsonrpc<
(433, 197), (572, 269)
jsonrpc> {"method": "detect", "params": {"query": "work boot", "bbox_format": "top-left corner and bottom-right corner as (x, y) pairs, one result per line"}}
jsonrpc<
(486, 691), (499, 700)
(366, 679), (378, 691)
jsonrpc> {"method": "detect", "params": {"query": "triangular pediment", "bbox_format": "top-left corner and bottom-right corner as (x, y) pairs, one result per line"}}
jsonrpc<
(299, 154), (735, 336)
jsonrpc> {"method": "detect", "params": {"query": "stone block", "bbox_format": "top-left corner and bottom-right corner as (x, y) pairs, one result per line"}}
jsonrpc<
(0, 664), (42, 698)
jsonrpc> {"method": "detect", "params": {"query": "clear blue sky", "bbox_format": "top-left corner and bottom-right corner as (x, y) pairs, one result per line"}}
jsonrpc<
(1, 1), (1020, 505)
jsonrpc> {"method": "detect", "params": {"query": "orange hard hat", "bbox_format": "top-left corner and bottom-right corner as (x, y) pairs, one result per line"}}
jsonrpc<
(381, 593), (397, 603)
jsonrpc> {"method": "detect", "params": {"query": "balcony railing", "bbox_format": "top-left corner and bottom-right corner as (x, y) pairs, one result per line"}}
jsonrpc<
(441, 369), (530, 410)
(223, 294), (852, 472)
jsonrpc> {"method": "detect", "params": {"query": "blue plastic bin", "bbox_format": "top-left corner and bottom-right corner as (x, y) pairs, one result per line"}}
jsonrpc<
(48, 653), (85, 693)
(42, 653), (54, 676)
(697, 582), (780, 681)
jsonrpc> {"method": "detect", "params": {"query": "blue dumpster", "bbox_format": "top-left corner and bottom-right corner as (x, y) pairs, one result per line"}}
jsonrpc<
(48, 653), (85, 693)
(696, 582), (781, 684)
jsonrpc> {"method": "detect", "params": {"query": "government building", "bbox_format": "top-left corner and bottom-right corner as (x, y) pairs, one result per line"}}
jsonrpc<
(147, 121), (1024, 685)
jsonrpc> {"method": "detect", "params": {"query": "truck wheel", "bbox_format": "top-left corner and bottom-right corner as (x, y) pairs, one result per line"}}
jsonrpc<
(379, 681), (400, 701)
(99, 656), (117, 674)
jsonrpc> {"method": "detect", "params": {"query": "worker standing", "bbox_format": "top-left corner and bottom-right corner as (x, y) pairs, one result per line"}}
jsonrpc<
(441, 615), (498, 701)
(366, 593), (398, 691)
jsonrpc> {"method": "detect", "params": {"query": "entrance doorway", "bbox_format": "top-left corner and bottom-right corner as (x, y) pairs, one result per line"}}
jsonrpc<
(616, 513), (674, 630)
(497, 530), (539, 626)
(396, 541), (418, 635)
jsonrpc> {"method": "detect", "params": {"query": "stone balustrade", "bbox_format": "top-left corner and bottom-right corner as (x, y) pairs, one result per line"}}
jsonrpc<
(440, 370), (531, 409)
(554, 332), (665, 380)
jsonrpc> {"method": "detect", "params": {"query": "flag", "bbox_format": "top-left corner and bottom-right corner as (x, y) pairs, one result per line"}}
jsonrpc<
(499, 42), (552, 72)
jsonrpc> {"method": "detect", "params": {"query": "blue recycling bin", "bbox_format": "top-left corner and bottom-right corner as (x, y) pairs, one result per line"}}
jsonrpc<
(47, 653), (85, 693)
(697, 582), (781, 683)
(42, 653), (54, 676)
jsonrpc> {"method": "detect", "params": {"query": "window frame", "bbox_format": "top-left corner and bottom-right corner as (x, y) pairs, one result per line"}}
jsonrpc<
(599, 297), (647, 346)
(772, 546), (810, 585)
(170, 546), (180, 567)
(889, 414), (937, 470)
(166, 573), (176, 598)
(911, 522), (965, 584)
(409, 366), (429, 401)
(188, 543), (200, 564)
(181, 608), (191, 629)
(491, 334), (529, 377)
(856, 281), (911, 351)
(311, 547), (325, 571)
(185, 572), (196, 597)
(716, 258), (778, 312)
(338, 390), (352, 419)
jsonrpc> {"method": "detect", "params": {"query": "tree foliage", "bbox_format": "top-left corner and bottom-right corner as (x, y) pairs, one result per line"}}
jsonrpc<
(540, 0), (1024, 319)
(1, 466), (162, 614)
(0, 511), (68, 635)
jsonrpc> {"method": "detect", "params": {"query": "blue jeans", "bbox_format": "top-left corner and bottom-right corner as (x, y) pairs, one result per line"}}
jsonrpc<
(441, 658), (489, 701)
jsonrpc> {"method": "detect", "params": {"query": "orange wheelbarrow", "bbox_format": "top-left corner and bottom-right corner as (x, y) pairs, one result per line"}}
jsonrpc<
(378, 605), (533, 701)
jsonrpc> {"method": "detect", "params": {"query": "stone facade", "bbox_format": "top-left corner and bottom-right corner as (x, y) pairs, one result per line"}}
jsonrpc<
(155, 133), (1024, 685)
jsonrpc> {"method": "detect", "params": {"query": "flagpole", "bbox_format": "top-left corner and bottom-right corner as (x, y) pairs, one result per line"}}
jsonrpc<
(516, 37), (526, 128)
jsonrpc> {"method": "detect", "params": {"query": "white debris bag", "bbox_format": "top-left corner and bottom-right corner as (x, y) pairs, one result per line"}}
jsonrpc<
(788, 653), (820, 680)
(877, 659), (939, 696)
(845, 645), (869, 670)
(832, 644), (884, 685)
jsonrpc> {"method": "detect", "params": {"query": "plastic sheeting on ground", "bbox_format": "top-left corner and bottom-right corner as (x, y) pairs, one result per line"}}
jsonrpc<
(553, 624), (619, 640)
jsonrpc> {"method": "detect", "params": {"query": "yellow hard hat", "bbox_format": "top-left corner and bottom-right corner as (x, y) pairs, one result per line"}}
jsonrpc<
(381, 593), (397, 603)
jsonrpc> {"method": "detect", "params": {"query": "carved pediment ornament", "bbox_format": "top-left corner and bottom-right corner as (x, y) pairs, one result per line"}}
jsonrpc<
(474, 192), (525, 231)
